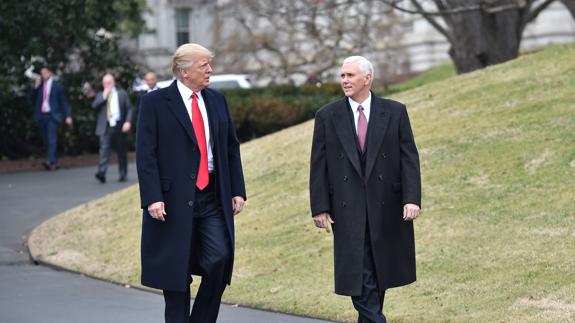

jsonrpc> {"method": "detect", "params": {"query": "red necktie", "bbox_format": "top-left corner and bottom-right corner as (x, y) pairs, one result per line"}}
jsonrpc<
(41, 82), (48, 113)
(191, 92), (209, 190)
(357, 105), (367, 151)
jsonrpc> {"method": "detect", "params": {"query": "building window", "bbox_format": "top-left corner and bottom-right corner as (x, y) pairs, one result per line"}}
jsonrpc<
(176, 9), (190, 46)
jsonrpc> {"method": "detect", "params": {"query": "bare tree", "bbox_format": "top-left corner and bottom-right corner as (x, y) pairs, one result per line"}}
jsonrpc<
(379, 0), (558, 73)
(213, 0), (409, 84)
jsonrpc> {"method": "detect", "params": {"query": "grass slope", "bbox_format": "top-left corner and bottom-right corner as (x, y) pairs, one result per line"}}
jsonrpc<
(29, 44), (575, 322)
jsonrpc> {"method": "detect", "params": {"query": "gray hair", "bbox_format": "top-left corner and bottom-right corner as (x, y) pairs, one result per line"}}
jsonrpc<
(342, 56), (374, 80)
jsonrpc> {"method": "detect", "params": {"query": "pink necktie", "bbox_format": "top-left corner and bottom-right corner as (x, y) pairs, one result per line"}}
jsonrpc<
(191, 93), (209, 190)
(41, 83), (48, 113)
(357, 105), (367, 151)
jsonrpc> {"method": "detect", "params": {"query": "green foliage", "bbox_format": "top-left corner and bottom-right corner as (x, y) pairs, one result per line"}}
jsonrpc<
(0, 0), (147, 159)
(222, 83), (342, 141)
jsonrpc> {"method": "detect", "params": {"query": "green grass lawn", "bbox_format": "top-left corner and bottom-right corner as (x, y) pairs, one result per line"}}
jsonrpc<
(29, 43), (575, 322)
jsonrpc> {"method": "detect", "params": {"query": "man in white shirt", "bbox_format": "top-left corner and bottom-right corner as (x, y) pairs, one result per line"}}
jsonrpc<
(91, 74), (133, 183)
(310, 56), (421, 322)
(30, 66), (73, 170)
(136, 43), (246, 323)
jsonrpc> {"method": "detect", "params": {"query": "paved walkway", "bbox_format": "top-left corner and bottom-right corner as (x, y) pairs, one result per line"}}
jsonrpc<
(0, 164), (333, 323)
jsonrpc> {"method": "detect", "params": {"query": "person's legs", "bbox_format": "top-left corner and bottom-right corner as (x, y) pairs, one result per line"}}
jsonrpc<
(96, 128), (111, 182)
(351, 226), (386, 323)
(45, 118), (59, 165)
(190, 182), (230, 323)
(163, 288), (191, 323)
(114, 129), (127, 181)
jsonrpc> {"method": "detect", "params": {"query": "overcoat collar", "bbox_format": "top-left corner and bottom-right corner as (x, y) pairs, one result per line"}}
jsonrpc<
(331, 99), (362, 177)
(331, 93), (390, 180)
(201, 88), (219, 144)
(164, 81), (220, 145)
(364, 95), (390, 179)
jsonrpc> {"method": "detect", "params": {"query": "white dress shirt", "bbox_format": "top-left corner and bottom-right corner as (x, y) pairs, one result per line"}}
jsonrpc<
(42, 78), (53, 112)
(106, 87), (121, 127)
(177, 80), (214, 172)
(348, 92), (372, 134)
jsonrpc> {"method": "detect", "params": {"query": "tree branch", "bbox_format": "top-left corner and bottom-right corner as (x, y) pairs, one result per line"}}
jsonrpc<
(378, 0), (531, 15)
(525, 0), (557, 24)
(410, 0), (453, 43)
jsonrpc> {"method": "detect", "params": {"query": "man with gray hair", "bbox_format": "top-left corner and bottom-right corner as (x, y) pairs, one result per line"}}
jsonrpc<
(91, 73), (132, 183)
(310, 56), (421, 322)
(137, 43), (246, 323)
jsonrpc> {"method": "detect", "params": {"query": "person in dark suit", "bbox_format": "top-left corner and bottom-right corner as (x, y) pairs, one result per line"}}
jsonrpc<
(136, 43), (246, 323)
(309, 56), (421, 323)
(91, 74), (133, 183)
(30, 66), (73, 170)
(136, 72), (160, 110)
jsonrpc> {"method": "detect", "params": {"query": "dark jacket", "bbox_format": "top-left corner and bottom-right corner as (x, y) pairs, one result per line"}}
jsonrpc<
(31, 79), (71, 123)
(309, 94), (421, 296)
(136, 81), (246, 292)
(91, 88), (133, 135)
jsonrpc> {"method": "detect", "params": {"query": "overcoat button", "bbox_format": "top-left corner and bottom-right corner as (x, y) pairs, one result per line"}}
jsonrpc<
(343, 176), (348, 182)
(338, 153), (344, 159)
(188, 201), (194, 207)
(342, 202), (347, 207)
(381, 201), (385, 206)
(191, 174), (196, 180)
(381, 153), (387, 159)
(378, 174), (383, 181)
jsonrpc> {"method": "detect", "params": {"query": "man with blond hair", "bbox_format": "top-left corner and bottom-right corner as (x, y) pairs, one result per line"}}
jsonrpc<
(310, 56), (421, 322)
(137, 43), (246, 323)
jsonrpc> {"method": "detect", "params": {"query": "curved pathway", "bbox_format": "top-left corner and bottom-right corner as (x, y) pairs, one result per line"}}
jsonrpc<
(0, 164), (333, 323)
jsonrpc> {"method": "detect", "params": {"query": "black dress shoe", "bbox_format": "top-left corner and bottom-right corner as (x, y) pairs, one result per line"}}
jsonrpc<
(41, 161), (51, 171)
(118, 176), (127, 182)
(95, 172), (106, 183)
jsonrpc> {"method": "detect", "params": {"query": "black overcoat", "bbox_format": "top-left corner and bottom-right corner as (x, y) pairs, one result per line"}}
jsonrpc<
(309, 94), (421, 296)
(136, 81), (246, 292)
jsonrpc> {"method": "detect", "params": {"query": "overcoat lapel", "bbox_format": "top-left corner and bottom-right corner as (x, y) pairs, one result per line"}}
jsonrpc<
(365, 96), (390, 180)
(331, 100), (362, 178)
(165, 81), (197, 145)
(201, 89), (220, 143)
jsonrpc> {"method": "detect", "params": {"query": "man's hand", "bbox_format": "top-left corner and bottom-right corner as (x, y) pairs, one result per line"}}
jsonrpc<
(148, 201), (166, 222)
(122, 122), (131, 133)
(103, 86), (112, 98)
(65, 116), (73, 127)
(34, 77), (42, 88)
(313, 212), (334, 233)
(232, 196), (245, 216)
(403, 203), (420, 221)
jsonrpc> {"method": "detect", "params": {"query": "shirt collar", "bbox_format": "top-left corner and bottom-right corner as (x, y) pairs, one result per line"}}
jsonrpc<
(348, 92), (372, 113)
(177, 80), (203, 103)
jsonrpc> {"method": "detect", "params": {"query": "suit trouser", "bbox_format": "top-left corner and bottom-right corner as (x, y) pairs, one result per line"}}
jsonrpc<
(351, 224), (387, 323)
(97, 125), (127, 178)
(38, 114), (59, 164)
(163, 175), (230, 323)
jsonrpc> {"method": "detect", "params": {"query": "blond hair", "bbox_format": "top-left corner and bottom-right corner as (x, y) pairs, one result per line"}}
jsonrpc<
(171, 43), (214, 78)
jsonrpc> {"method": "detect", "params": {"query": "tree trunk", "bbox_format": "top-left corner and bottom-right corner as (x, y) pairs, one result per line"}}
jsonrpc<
(443, 4), (526, 73)
(560, 0), (575, 19)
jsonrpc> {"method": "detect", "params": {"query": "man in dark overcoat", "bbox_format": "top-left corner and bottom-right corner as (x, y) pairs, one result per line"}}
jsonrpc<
(137, 43), (246, 323)
(309, 56), (421, 322)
